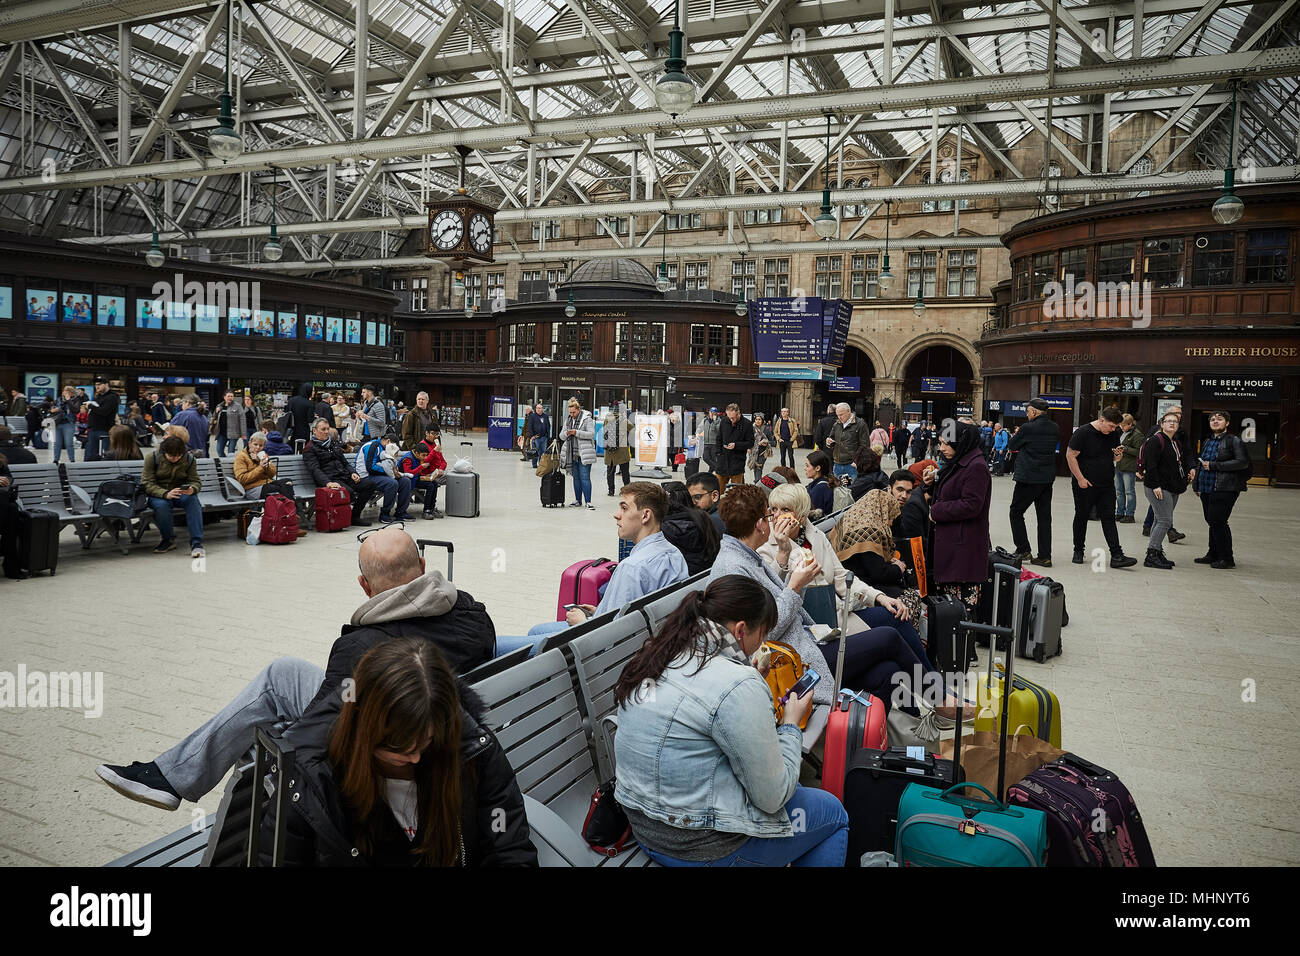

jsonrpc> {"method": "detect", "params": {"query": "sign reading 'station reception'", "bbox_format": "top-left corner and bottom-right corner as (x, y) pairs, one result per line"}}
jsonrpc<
(749, 297), (854, 380)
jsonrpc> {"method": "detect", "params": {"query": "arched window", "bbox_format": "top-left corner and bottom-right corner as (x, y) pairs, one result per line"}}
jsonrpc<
(842, 180), (856, 218)
(938, 167), (955, 212)
(921, 171), (936, 213)
(959, 168), (971, 209)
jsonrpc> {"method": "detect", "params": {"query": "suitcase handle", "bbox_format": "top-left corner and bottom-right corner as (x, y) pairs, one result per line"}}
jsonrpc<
(416, 539), (454, 579)
(831, 571), (854, 699)
(937, 781), (1008, 812)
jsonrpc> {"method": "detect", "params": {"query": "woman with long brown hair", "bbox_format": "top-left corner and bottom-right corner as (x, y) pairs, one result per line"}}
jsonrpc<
(105, 423), (143, 461)
(261, 638), (537, 866)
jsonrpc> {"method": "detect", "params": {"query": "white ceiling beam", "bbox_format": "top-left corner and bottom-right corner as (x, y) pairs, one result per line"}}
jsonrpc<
(698, 0), (793, 102)
(239, 0), (348, 142)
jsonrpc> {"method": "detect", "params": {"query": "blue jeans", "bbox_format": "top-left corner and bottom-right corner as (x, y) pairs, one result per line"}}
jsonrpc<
(219, 437), (241, 456)
(641, 786), (849, 867)
(1113, 470), (1137, 517)
(494, 620), (569, 658)
(148, 494), (204, 548)
(369, 474), (413, 517)
(52, 423), (77, 462)
(832, 463), (857, 482)
(529, 436), (546, 468)
(571, 462), (592, 505)
(86, 428), (110, 461)
(855, 605), (934, 674)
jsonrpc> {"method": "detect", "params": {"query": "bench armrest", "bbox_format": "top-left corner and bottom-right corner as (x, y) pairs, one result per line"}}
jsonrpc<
(68, 484), (94, 513)
(521, 795), (596, 868)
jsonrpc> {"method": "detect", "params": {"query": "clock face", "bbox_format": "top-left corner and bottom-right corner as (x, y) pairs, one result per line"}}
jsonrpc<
(468, 213), (492, 254)
(430, 209), (464, 251)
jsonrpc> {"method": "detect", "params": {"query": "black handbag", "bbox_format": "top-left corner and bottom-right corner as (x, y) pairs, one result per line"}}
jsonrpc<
(581, 781), (634, 857)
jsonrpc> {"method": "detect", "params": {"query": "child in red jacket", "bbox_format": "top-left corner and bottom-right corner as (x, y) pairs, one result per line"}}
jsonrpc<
(399, 434), (447, 518)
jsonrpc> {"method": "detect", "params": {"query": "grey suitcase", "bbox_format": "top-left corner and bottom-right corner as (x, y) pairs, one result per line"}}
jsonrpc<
(1015, 576), (1065, 662)
(444, 441), (480, 518)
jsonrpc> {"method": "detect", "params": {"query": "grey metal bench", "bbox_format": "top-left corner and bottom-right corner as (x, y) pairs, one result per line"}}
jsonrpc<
(6, 463), (90, 543)
(105, 820), (211, 867)
(266, 456), (320, 514)
(65, 460), (151, 553)
(193, 458), (257, 517)
(4, 416), (29, 445)
(632, 571), (710, 633)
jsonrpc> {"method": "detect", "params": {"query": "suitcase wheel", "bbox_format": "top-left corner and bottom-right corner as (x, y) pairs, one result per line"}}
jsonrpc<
(1033, 645), (1045, 663)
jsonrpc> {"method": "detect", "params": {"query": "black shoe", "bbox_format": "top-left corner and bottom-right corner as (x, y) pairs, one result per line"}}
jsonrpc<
(95, 761), (181, 810)
(1072, 550), (1084, 564)
(1193, 554), (1215, 564)
(1029, 555), (1052, 568)
(1111, 553), (1138, 569)
(1211, 559), (1236, 570)
(1144, 549), (1174, 570)
(1140, 525), (1151, 536)
(1120, 515), (1136, 524)
(351, 516), (373, 527)
(1166, 528), (1186, 543)
(1011, 549), (1032, 563)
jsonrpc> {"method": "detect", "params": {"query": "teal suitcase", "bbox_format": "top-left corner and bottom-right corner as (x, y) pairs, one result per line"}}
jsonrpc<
(895, 781), (1047, 867)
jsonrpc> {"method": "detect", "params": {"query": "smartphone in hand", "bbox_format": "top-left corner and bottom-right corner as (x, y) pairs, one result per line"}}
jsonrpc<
(781, 669), (821, 702)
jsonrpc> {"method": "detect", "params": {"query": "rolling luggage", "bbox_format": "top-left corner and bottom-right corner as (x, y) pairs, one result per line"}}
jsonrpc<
(556, 558), (615, 620)
(416, 539), (453, 579)
(923, 594), (971, 673)
(540, 470), (566, 508)
(844, 747), (961, 865)
(258, 493), (298, 545)
(444, 441), (480, 518)
(314, 485), (351, 532)
(977, 547), (1022, 630)
(4, 504), (60, 577)
(975, 668), (1062, 748)
(1015, 575), (1065, 661)
(1008, 753), (1157, 867)
(895, 582), (1048, 867)
(821, 571), (889, 801)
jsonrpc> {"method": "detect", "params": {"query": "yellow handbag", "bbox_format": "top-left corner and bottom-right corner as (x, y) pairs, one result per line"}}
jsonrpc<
(760, 640), (810, 729)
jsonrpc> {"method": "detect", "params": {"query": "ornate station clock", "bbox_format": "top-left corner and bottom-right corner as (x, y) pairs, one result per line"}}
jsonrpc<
(424, 187), (496, 264)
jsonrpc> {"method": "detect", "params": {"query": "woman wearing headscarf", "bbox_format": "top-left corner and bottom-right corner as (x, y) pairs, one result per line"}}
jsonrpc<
(928, 421), (992, 615)
(830, 489), (925, 625)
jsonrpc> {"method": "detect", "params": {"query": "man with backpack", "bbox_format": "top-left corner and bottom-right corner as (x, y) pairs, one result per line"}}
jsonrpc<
(143, 435), (205, 557)
(354, 432), (412, 523)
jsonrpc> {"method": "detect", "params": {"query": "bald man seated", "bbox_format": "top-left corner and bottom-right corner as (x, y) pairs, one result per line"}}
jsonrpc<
(95, 528), (496, 811)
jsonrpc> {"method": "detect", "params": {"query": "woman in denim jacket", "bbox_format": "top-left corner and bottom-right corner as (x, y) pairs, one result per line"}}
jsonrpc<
(612, 574), (849, 867)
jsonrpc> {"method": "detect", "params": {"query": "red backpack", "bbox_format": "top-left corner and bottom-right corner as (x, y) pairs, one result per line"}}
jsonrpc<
(259, 493), (299, 544)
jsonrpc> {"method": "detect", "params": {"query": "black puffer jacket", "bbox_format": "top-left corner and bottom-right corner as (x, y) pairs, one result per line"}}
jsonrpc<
(1007, 414), (1060, 484)
(286, 383), (317, 443)
(303, 437), (355, 486)
(660, 507), (720, 576)
(716, 415), (754, 475)
(261, 684), (537, 867)
(849, 468), (889, 501)
(1194, 431), (1251, 493)
(1139, 432), (1189, 494)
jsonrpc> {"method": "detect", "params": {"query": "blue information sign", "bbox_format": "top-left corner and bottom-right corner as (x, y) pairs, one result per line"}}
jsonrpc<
(829, 376), (861, 392)
(1038, 396), (1073, 409)
(921, 376), (957, 394)
(750, 297), (854, 369)
(757, 366), (835, 381)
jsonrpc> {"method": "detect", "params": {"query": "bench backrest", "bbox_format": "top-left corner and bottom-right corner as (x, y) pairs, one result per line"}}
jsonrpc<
(472, 648), (598, 824)
(5, 416), (28, 435)
(269, 457), (318, 496)
(7, 463), (70, 513)
(637, 571), (710, 632)
(567, 612), (653, 780)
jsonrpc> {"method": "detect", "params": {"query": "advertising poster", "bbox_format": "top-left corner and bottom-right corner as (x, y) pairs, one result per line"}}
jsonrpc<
(25, 372), (57, 404)
(365, 321), (377, 346)
(379, 323), (387, 347)
(278, 311), (298, 338)
(96, 294), (126, 326)
(255, 309), (276, 336)
(28, 289), (59, 322)
(325, 316), (343, 342)
(195, 303), (220, 333)
(62, 289), (94, 323)
(136, 298), (163, 329)
(166, 300), (192, 331)
(0, 283), (11, 319)
(304, 313), (324, 341)
(229, 308), (254, 335)
(345, 318), (361, 344)
(635, 413), (668, 467)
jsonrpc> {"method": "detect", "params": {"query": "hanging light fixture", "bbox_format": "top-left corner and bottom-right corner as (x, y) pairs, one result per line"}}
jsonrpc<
(913, 250), (927, 317)
(564, 288), (577, 318)
(877, 199), (894, 295)
(1212, 81), (1245, 225)
(655, 1), (695, 118)
(262, 167), (283, 262)
(208, 2), (242, 160)
(656, 214), (671, 293)
(145, 182), (165, 268)
(813, 114), (838, 239)
(735, 251), (749, 315)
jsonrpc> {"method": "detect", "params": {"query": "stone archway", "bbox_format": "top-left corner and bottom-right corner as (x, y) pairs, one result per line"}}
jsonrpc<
(888, 331), (981, 381)
(844, 330), (889, 384)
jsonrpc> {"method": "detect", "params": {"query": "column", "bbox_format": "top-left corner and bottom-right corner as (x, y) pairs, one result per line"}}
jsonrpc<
(785, 381), (813, 436)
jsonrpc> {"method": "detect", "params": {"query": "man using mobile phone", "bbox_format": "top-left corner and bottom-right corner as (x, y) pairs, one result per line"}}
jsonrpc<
(143, 435), (205, 557)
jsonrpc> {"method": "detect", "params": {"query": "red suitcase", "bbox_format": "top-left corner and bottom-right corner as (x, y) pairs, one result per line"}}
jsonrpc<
(821, 570), (888, 801)
(314, 485), (351, 532)
(555, 558), (616, 620)
(259, 493), (299, 544)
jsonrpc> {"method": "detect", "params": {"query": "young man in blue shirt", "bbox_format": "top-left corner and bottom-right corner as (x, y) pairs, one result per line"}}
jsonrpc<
(494, 482), (689, 656)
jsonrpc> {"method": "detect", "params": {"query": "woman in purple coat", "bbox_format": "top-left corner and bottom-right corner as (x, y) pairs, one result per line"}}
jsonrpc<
(928, 421), (992, 615)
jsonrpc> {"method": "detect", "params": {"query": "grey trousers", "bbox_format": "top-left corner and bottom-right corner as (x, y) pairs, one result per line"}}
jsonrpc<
(1144, 487), (1179, 550)
(154, 658), (324, 801)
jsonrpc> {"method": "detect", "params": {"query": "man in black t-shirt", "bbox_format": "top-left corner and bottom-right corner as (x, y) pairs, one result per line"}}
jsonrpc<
(1066, 406), (1137, 568)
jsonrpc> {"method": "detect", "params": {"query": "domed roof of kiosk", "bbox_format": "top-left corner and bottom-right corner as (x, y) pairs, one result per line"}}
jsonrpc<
(567, 257), (657, 291)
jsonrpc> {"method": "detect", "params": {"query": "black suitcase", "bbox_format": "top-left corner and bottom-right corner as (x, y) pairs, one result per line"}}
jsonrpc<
(8, 507), (60, 577)
(975, 547), (1021, 635)
(923, 594), (971, 674)
(540, 471), (566, 507)
(844, 747), (962, 864)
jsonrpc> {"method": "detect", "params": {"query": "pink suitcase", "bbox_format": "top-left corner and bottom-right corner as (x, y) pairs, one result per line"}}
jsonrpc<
(556, 558), (616, 620)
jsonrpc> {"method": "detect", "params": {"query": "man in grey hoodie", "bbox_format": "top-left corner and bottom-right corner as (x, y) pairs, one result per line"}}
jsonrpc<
(95, 528), (495, 810)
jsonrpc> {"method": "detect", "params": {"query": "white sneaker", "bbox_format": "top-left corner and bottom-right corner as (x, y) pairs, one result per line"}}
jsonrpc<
(586, 503), (595, 510)
(191, 546), (205, 558)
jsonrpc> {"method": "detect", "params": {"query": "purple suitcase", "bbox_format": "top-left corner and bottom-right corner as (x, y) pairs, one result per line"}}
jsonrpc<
(1007, 752), (1156, 867)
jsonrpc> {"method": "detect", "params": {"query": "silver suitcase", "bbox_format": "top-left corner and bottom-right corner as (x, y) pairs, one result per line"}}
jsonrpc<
(444, 441), (480, 518)
(1015, 576), (1064, 662)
